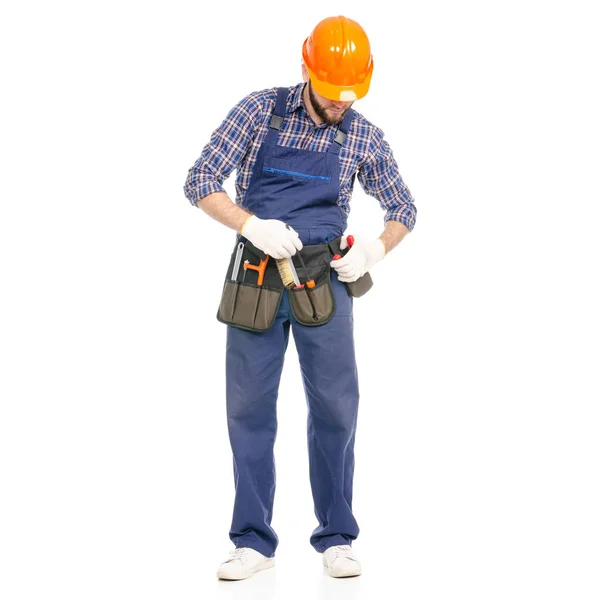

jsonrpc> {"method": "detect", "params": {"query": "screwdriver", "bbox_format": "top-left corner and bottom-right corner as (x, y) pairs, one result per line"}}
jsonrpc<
(295, 250), (315, 289)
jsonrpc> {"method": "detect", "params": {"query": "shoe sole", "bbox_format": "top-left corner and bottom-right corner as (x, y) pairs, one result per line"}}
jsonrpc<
(217, 558), (275, 580)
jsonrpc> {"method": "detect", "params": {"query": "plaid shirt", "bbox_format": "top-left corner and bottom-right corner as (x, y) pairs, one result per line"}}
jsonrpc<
(184, 83), (416, 231)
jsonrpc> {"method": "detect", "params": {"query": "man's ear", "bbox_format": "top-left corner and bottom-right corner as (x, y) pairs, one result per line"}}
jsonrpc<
(301, 61), (309, 82)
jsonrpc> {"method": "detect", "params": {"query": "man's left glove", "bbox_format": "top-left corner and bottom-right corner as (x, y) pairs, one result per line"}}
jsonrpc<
(330, 233), (386, 283)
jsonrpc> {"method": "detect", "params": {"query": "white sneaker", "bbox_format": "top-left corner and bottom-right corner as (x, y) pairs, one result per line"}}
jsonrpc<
(217, 547), (274, 580)
(322, 544), (362, 578)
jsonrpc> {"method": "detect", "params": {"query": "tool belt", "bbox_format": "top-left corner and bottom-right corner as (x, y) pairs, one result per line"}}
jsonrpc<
(217, 237), (373, 333)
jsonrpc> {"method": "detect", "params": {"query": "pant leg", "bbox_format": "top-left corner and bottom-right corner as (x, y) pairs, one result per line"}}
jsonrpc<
(226, 297), (291, 558)
(291, 273), (360, 552)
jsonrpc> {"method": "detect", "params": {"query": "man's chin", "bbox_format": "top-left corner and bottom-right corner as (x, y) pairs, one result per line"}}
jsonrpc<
(325, 110), (346, 125)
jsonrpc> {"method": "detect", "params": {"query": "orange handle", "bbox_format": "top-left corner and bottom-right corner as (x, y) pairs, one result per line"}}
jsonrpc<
(244, 255), (270, 285)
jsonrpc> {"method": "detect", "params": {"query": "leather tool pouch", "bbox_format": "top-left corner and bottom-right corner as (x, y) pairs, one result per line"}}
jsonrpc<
(287, 245), (336, 327)
(217, 239), (284, 332)
(328, 237), (374, 298)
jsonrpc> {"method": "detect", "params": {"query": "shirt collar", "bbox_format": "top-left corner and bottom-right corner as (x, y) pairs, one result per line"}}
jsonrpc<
(288, 82), (308, 114)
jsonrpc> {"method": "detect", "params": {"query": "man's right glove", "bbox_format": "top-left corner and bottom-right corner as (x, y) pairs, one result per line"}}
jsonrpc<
(241, 215), (303, 259)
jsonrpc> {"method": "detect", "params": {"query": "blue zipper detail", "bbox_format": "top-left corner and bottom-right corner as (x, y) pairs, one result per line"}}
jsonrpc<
(263, 166), (331, 181)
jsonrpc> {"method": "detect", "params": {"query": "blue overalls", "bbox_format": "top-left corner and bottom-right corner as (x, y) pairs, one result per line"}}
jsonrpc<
(226, 87), (359, 557)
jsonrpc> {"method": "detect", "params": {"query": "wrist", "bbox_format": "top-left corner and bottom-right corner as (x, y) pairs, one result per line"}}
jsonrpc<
(377, 237), (387, 259)
(240, 214), (257, 236)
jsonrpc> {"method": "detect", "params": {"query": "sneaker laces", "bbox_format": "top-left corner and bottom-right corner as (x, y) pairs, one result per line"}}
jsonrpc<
(225, 547), (251, 563)
(330, 545), (357, 562)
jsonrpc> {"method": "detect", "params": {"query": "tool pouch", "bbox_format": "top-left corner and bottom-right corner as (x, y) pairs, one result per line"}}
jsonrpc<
(287, 245), (336, 327)
(328, 237), (374, 298)
(217, 239), (284, 332)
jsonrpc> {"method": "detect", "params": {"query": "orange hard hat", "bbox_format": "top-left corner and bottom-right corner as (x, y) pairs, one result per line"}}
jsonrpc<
(302, 15), (374, 102)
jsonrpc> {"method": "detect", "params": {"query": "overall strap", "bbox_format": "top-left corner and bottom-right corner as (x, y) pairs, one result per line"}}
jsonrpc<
(266, 87), (289, 144)
(328, 109), (354, 155)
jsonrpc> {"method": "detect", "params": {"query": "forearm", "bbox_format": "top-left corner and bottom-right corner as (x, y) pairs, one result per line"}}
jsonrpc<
(196, 192), (252, 233)
(378, 220), (409, 255)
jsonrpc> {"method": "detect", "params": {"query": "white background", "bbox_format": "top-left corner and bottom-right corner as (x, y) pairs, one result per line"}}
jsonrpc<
(1, 0), (599, 598)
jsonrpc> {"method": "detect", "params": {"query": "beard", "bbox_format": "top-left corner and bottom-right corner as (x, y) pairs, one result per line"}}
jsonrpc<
(308, 81), (352, 125)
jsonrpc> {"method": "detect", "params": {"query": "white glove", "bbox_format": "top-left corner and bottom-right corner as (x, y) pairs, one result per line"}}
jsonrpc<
(330, 233), (385, 282)
(241, 215), (303, 259)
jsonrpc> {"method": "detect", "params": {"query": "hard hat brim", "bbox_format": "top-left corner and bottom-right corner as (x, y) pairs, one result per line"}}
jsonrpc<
(304, 63), (373, 102)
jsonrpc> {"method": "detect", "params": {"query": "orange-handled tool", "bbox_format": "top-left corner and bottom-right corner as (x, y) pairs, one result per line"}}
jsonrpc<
(333, 234), (354, 260)
(294, 250), (315, 288)
(243, 255), (270, 285)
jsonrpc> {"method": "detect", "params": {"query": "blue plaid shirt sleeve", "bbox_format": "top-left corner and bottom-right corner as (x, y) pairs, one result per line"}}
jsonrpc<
(183, 92), (265, 206)
(357, 126), (417, 231)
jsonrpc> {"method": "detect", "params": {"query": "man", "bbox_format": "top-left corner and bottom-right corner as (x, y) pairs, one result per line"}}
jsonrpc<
(184, 15), (416, 580)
